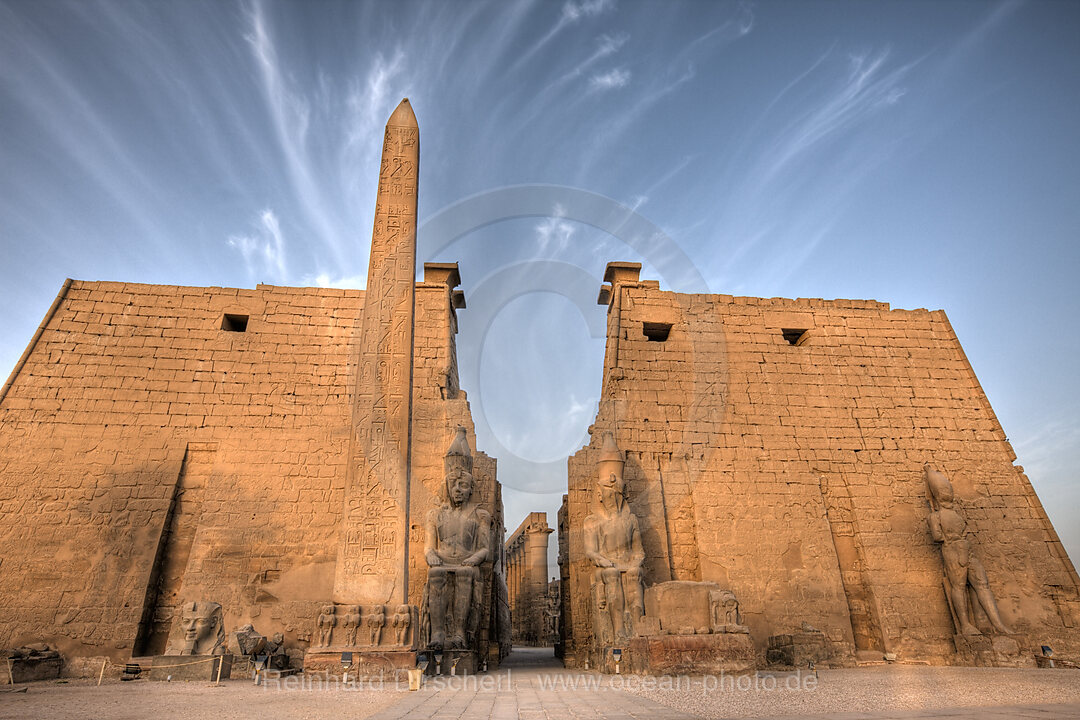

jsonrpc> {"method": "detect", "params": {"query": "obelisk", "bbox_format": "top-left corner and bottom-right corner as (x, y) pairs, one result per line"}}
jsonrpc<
(334, 99), (418, 606)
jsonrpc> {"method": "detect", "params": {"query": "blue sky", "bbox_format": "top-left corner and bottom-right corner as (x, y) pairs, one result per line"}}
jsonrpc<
(1, 0), (1078, 570)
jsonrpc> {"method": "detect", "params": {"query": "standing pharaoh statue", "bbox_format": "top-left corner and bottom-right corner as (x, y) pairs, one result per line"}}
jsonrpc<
(423, 426), (492, 650)
(583, 432), (645, 642)
(925, 464), (1012, 635)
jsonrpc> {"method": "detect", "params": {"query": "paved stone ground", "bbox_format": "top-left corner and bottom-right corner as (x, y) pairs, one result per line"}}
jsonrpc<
(2, 648), (1079, 719)
(618, 656), (1080, 720)
(365, 647), (688, 720)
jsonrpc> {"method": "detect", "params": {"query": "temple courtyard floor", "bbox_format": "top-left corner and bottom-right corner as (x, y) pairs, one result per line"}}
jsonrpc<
(2, 647), (1079, 720)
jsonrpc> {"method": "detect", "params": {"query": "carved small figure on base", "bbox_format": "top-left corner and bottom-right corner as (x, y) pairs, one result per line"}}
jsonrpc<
(392, 604), (412, 646)
(709, 589), (749, 634)
(424, 427), (492, 650)
(367, 604), (386, 646)
(925, 464), (1012, 635)
(583, 432), (645, 643)
(316, 604), (337, 648)
(342, 605), (361, 646)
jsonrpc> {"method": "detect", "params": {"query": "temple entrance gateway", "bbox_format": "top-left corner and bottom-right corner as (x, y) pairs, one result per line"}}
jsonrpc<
(0, 98), (1077, 684)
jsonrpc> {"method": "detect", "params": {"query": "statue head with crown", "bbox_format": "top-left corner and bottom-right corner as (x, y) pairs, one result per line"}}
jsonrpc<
(444, 425), (474, 508)
(596, 430), (626, 514)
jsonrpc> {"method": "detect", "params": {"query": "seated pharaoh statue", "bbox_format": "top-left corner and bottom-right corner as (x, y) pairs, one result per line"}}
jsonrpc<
(583, 432), (645, 642)
(423, 427), (492, 650)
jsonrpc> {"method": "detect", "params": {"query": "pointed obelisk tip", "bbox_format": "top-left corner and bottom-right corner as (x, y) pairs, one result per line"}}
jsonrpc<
(387, 97), (417, 128)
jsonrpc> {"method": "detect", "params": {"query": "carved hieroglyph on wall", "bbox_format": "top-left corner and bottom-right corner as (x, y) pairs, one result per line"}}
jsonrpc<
(334, 100), (419, 605)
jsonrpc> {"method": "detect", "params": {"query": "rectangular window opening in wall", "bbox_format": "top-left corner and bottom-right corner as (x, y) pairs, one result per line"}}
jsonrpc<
(642, 322), (672, 342)
(221, 313), (249, 332)
(782, 328), (808, 346)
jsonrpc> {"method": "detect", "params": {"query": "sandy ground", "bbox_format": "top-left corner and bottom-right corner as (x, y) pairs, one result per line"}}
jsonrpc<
(621, 665), (1080, 718)
(2, 661), (1079, 720)
(0, 676), (408, 720)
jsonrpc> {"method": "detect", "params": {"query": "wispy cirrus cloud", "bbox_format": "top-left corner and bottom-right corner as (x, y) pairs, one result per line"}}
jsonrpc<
(756, 49), (913, 189)
(535, 204), (577, 254)
(244, 2), (346, 267)
(227, 208), (288, 283)
(0, 4), (180, 259)
(623, 154), (696, 214)
(562, 0), (615, 24)
(575, 63), (696, 181)
(590, 67), (631, 90)
(513, 0), (617, 71)
(557, 32), (629, 85)
(708, 46), (916, 292)
(505, 32), (631, 140)
(573, 5), (753, 179)
(703, 2), (1024, 297)
(306, 272), (367, 289)
(342, 49), (408, 207)
(686, 0), (754, 52)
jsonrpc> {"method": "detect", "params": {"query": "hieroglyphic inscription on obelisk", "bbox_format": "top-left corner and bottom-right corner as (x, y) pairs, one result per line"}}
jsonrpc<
(334, 99), (418, 605)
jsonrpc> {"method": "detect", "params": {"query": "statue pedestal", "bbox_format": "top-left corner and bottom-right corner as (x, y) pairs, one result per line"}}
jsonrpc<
(766, 631), (830, 668)
(148, 655), (232, 681)
(953, 634), (1035, 668)
(2, 656), (61, 684)
(301, 648), (417, 679)
(420, 650), (479, 676)
(594, 634), (755, 675)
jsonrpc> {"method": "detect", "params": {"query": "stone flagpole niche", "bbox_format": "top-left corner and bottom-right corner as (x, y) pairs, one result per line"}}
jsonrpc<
(334, 98), (420, 606)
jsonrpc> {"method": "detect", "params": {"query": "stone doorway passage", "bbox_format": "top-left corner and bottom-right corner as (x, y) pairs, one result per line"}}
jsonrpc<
(500, 645), (560, 670)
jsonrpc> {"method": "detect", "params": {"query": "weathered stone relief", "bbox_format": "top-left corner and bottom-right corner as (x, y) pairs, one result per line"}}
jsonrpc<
(342, 605), (361, 646)
(392, 604), (412, 646)
(366, 604), (386, 646)
(309, 601), (418, 650)
(315, 604), (336, 648)
(709, 589), (749, 634)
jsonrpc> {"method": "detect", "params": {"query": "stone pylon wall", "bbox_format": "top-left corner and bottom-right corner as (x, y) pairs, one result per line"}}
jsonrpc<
(0, 275), (499, 662)
(562, 272), (1080, 666)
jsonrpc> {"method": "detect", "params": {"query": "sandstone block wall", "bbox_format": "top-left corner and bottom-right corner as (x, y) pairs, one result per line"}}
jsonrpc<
(0, 277), (500, 662)
(563, 276), (1080, 666)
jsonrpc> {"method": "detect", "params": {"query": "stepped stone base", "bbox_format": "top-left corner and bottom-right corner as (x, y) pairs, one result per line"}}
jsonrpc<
(2, 656), (62, 684)
(767, 632), (831, 668)
(954, 634), (1035, 668)
(594, 633), (756, 675)
(302, 649), (417, 679)
(419, 650), (479, 676)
